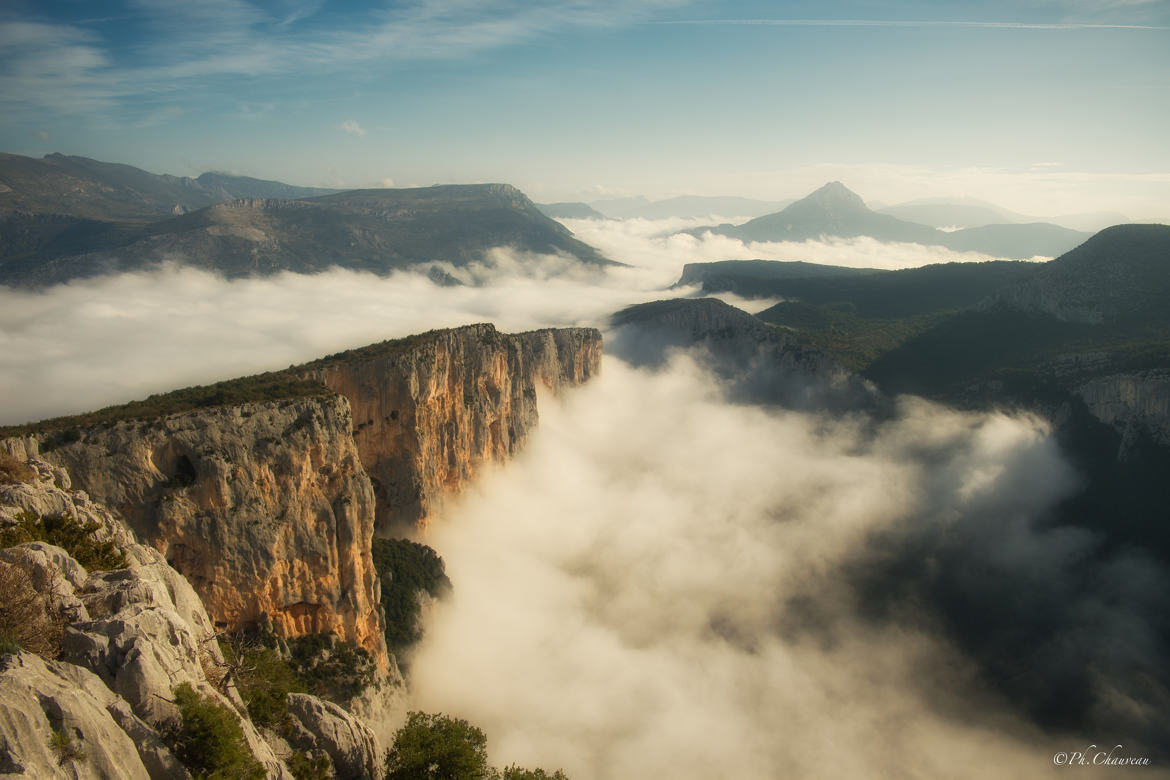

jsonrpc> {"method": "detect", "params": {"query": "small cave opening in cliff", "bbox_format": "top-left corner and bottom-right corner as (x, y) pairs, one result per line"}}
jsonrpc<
(170, 455), (197, 488)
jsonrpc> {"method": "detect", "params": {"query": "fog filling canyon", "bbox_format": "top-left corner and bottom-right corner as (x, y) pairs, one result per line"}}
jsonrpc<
(411, 354), (1164, 779)
(2, 217), (1163, 777)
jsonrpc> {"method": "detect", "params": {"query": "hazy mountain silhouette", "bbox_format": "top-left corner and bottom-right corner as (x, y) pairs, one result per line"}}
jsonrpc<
(878, 199), (1028, 228)
(682, 182), (1090, 258)
(610, 297), (881, 411)
(536, 202), (604, 219)
(0, 152), (335, 221)
(880, 197), (1131, 233)
(0, 174), (615, 286)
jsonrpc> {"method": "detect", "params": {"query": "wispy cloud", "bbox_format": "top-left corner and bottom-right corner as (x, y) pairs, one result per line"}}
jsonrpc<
(657, 18), (1170, 31)
(0, 0), (692, 115)
(0, 21), (119, 113)
(340, 120), (366, 137)
(304, 0), (690, 64)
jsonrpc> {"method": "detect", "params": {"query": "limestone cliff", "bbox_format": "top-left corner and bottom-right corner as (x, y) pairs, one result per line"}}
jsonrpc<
(19, 396), (387, 667)
(4, 324), (601, 662)
(0, 324), (602, 776)
(300, 324), (603, 532)
(1074, 370), (1170, 449)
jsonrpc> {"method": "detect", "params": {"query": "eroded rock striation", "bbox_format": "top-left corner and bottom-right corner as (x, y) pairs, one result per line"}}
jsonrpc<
(301, 324), (603, 532)
(5, 325), (601, 663)
(1074, 370), (1170, 449)
(22, 396), (387, 667)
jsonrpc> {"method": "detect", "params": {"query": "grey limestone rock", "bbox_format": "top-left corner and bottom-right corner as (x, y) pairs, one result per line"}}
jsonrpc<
(285, 692), (380, 780)
(0, 651), (160, 780)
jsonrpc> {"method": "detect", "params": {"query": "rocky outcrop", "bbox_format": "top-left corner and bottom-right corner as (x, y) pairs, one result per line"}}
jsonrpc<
(0, 324), (603, 776)
(0, 652), (156, 779)
(285, 693), (380, 780)
(300, 324), (603, 532)
(0, 464), (288, 778)
(24, 397), (387, 667)
(1075, 371), (1170, 448)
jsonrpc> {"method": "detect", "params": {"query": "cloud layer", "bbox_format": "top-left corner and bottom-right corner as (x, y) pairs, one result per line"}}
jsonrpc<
(0, 218), (1025, 426)
(0, 219), (1028, 426)
(408, 354), (1103, 779)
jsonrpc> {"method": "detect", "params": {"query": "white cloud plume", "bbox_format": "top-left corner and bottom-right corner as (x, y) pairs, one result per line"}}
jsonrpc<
(407, 355), (1084, 779)
(562, 215), (1025, 272)
(341, 119), (367, 136)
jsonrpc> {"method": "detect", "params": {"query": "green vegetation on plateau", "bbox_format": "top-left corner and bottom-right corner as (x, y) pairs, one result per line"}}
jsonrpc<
(0, 372), (329, 438)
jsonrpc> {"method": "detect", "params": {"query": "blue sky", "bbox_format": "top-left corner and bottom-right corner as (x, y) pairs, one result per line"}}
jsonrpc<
(1, 0), (1168, 217)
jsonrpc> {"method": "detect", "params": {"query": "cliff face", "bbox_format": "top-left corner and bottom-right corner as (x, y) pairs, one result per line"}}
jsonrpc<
(1075, 371), (1170, 448)
(6, 324), (602, 662)
(0, 461), (290, 778)
(28, 396), (387, 665)
(302, 324), (603, 533)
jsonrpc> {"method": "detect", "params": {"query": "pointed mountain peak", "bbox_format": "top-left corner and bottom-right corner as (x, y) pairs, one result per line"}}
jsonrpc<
(799, 181), (867, 211)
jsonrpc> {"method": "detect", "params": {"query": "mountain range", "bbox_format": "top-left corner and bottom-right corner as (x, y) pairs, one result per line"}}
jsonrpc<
(536, 202), (605, 219)
(0, 152), (336, 221)
(0, 153), (613, 287)
(877, 197), (1130, 233)
(680, 182), (1092, 259)
(583, 194), (792, 220)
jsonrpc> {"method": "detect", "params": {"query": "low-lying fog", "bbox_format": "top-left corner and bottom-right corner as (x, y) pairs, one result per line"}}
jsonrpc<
(0, 217), (1011, 425)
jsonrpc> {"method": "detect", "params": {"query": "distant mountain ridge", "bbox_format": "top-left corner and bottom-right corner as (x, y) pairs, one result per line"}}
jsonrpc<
(682, 182), (1090, 259)
(589, 194), (792, 220)
(536, 201), (604, 219)
(0, 152), (336, 221)
(879, 198), (1131, 233)
(610, 297), (880, 411)
(0, 153), (614, 286)
(989, 223), (1170, 324)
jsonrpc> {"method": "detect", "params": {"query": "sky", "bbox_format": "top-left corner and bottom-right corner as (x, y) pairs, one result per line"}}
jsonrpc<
(1, 1), (1168, 217)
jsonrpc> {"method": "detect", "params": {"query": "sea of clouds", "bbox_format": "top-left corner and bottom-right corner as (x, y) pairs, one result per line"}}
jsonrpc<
(0, 217), (1011, 425)
(2, 217), (1162, 777)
